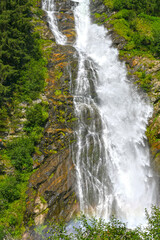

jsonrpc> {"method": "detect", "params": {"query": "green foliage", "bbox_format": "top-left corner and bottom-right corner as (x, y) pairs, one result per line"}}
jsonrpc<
(25, 103), (49, 132)
(0, 0), (48, 239)
(112, 9), (136, 20)
(100, 0), (160, 57)
(111, 18), (132, 41)
(108, 8), (160, 56)
(0, 106), (9, 135)
(7, 137), (34, 171)
(135, 70), (152, 92)
(46, 206), (160, 239)
(19, 58), (47, 101)
(113, 0), (160, 16)
(0, 226), (5, 240)
(0, 175), (29, 239)
(72, 215), (140, 239)
(103, 0), (114, 9)
(0, 0), (47, 136)
(0, 176), (20, 208)
(143, 206), (160, 239)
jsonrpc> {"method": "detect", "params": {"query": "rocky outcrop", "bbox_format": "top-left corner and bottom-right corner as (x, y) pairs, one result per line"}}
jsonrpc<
(90, 0), (108, 14)
(24, 1), (79, 233)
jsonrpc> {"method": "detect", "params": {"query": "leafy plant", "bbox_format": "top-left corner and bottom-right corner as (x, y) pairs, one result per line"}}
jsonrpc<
(7, 136), (34, 171)
(45, 206), (160, 239)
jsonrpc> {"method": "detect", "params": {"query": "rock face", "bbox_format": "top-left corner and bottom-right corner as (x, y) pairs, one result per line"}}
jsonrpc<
(25, 1), (79, 232)
(90, 0), (108, 14)
(53, 0), (77, 44)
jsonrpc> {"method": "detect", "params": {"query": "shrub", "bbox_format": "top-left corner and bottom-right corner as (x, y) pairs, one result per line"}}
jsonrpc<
(7, 137), (34, 171)
(0, 226), (5, 240)
(25, 103), (49, 132)
(46, 206), (160, 239)
(0, 177), (20, 205)
(113, 0), (159, 16)
(143, 206), (160, 239)
(19, 59), (47, 101)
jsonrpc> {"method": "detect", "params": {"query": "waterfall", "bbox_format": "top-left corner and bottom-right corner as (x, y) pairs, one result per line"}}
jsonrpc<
(42, 0), (158, 228)
(42, 0), (67, 44)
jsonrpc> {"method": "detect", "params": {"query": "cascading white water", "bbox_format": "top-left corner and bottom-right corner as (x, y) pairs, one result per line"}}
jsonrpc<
(42, 0), (67, 44)
(42, 0), (158, 228)
(73, 0), (158, 228)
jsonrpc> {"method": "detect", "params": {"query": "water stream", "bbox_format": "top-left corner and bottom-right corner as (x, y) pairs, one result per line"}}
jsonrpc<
(42, 0), (158, 228)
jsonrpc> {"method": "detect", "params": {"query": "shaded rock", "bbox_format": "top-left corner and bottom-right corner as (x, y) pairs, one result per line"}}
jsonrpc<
(90, 0), (108, 14)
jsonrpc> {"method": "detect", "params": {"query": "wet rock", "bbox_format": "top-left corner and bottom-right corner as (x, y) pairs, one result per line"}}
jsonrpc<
(90, 0), (108, 14)
(25, 10), (79, 228)
(53, 0), (77, 44)
(110, 32), (127, 50)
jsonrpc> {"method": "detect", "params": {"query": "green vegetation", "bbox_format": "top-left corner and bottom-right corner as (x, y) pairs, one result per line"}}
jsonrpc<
(0, 0), (47, 135)
(110, 11), (160, 57)
(44, 206), (160, 239)
(0, 0), (48, 239)
(95, 1), (160, 58)
(112, 0), (160, 16)
(25, 102), (49, 135)
(7, 137), (34, 171)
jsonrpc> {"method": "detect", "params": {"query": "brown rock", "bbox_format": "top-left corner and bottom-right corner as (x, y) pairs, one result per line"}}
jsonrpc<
(25, 8), (79, 228)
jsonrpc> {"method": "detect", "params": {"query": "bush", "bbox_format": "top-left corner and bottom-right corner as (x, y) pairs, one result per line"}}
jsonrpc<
(24, 103), (48, 133)
(0, 176), (20, 205)
(143, 206), (160, 239)
(7, 137), (34, 171)
(19, 59), (47, 101)
(112, 9), (136, 21)
(46, 206), (160, 239)
(47, 215), (140, 239)
(0, 226), (5, 240)
(113, 0), (159, 16)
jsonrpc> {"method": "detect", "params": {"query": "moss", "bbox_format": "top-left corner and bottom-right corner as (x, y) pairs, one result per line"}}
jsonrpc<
(35, 147), (43, 155)
(54, 68), (63, 80)
(35, 224), (47, 236)
(49, 172), (55, 179)
(134, 70), (152, 92)
(54, 90), (62, 96)
(103, 0), (114, 9)
(40, 196), (47, 205)
(60, 132), (66, 136)
(67, 117), (78, 122)
(111, 18), (132, 41)
(94, 12), (109, 23)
